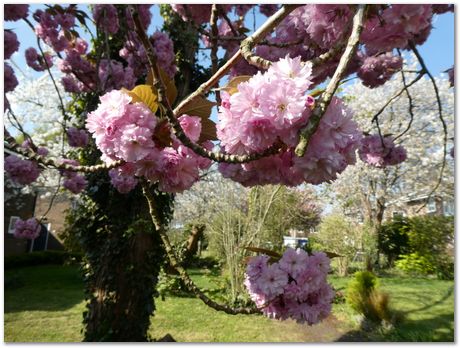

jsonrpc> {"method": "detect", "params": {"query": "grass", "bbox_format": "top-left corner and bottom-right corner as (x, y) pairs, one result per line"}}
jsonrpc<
(4, 265), (454, 342)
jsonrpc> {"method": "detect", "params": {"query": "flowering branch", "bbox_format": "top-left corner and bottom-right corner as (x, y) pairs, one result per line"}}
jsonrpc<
(142, 182), (259, 315)
(295, 4), (366, 157)
(131, 4), (298, 164)
(4, 128), (122, 173)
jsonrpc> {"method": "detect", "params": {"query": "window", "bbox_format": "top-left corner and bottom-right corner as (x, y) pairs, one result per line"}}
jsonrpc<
(443, 199), (454, 216)
(426, 198), (436, 213)
(8, 216), (20, 234)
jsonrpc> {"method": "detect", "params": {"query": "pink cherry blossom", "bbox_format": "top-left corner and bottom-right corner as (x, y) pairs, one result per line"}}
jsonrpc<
(5, 155), (41, 185)
(14, 218), (41, 239)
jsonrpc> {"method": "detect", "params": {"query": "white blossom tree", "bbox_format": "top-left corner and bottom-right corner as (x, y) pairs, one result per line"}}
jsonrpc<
(322, 60), (454, 262)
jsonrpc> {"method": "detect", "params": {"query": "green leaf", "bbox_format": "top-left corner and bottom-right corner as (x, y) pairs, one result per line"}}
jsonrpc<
(122, 85), (159, 114)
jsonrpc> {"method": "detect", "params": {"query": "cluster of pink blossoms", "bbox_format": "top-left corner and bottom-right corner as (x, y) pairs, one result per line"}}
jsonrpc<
(14, 218), (41, 240)
(67, 127), (89, 148)
(4, 30), (19, 60)
(34, 8), (75, 52)
(218, 56), (314, 154)
(60, 159), (87, 194)
(109, 165), (139, 194)
(86, 90), (211, 193)
(5, 4), (29, 21)
(119, 30), (177, 79)
(92, 4), (120, 35)
(4, 155), (41, 186)
(359, 134), (407, 168)
(218, 56), (362, 186)
(357, 52), (403, 88)
(25, 47), (53, 72)
(244, 248), (334, 325)
(361, 5), (433, 54)
(4, 6), (28, 109)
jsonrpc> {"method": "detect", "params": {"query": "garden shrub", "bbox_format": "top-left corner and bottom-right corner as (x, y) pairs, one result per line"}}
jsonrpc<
(393, 215), (454, 279)
(346, 271), (401, 327)
(346, 271), (379, 314)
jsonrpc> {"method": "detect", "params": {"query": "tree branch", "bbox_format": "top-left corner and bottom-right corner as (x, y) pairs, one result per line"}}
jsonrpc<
(410, 42), (449, 212)
(4, 128), (122, 173)
(210, 4), (221, 105)
(240, 5), (301, 70)
(141, 182), (259, 315)
(295, 4), (366, 157)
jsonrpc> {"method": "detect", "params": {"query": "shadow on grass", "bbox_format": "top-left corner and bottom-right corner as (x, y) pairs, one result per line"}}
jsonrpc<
(336, 311), (454, 342)
(4, 265), (85, 313)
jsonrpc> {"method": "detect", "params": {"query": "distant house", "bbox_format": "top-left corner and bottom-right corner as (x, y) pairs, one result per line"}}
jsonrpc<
(282, 228), (312, 249)
(385, 193), (454, 220)
(4, 160), (71, 256)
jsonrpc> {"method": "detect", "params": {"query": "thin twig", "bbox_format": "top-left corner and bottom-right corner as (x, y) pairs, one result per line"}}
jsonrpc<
(240, 4), (302, 69)
(141, 182), (259, 315)
(210, 4), (221, 105)
(295, 5), (367, 157)
(410, 42), (448, 213)
(394, 51), (415, 141)
(4, 128), (122, 173)
(370, 71), (425, 124)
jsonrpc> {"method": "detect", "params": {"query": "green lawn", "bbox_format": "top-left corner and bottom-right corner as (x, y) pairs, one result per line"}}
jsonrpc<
(4, 265), (454, 342)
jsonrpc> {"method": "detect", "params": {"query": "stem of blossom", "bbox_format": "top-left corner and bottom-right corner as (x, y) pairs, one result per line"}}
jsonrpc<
(141, 182), (260, 315)
(210, 4), (221, 105)
(409, 42), (448, 213)
(294, 4), (366, 157)
(4, 127), (122, 173)
(240, 4), (302, 70)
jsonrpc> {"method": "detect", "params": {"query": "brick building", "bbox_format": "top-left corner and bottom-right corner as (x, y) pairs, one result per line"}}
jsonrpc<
(4, 179), (70, 256)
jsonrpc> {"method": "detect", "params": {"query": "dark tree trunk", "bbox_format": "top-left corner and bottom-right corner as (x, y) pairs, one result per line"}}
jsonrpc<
(84, 230), (164, 342)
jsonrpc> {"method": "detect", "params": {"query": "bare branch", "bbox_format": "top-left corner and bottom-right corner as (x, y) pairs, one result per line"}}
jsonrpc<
(410, 42), (449, 212)
(210, 4), (221, 105)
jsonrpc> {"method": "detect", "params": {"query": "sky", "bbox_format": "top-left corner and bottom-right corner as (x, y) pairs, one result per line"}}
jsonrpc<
(7, 5), (455, 81)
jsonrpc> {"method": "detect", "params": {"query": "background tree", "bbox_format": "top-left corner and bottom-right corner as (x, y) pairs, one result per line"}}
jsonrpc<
(325, 65), (454, 266)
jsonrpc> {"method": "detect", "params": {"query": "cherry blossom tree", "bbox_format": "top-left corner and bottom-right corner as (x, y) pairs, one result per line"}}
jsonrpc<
(3, 3), (454, 342)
